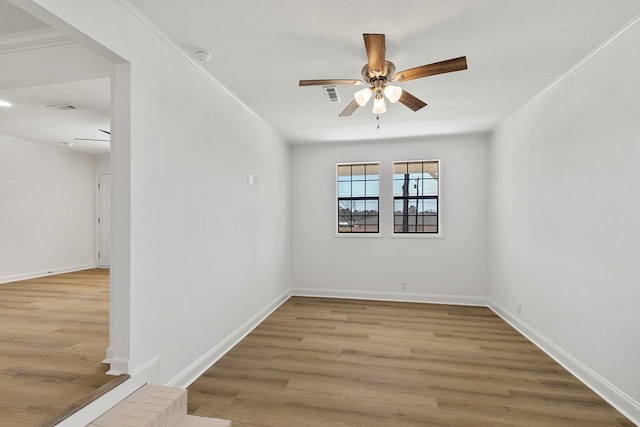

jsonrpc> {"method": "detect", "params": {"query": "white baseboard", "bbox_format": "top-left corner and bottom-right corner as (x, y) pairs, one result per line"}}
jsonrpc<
(0, 263), (97, 284)
(488, 298), (640, 426)
(57, 355), (160, 427)
(291, 287), (488, 306)
(166, 290), (291, 389)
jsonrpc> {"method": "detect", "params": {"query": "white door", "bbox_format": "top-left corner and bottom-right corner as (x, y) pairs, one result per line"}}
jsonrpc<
(98, 173), (111, 267)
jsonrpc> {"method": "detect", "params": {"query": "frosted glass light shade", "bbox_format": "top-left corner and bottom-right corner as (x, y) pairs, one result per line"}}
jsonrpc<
(354, 87), (373, 106)
(372, 96), (387, 114)
(383, 85), (403, 103)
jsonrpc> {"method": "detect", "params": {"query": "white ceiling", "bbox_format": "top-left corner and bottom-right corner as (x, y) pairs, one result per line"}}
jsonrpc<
(0, 0), (111, 156)
(128, 0), (640, 143)
(1, 1), (640, 154)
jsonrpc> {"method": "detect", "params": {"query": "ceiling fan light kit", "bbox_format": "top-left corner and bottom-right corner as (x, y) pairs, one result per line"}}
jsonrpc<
(354, 87), (372, 106)
(372, 94), (387, 114)
(299, 33), (467, 118)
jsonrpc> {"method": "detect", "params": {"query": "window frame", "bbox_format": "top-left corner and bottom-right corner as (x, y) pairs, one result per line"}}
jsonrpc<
(335, 161), (381, 236)
(391, 159), (442, 237)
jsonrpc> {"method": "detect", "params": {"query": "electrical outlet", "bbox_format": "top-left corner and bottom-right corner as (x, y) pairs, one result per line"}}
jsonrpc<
(517, 303), (522, 314)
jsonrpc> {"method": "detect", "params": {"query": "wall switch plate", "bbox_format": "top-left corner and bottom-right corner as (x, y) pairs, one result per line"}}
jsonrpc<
(517, 303), (522, 314)
(247, 174), (256, 185)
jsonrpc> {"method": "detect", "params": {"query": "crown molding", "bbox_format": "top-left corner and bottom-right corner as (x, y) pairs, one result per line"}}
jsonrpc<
(0, 27), (75, 54)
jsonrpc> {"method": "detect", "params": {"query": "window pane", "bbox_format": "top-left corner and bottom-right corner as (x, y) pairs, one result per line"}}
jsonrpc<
(337, 164), (351, 181)
(393, 162), (407, 175)
(393, 178), (408, 196)
(351, 181), (365, 197)
(365, 163), (378, 176)
(337, 181), (351, 197)
(364, 199), (379, 214)
(406, 162), (423, 174)
(423, 161), (438, 178)
(421, 178), (438, 196)
(365, 215), (379, 233)
(422, 198), (437, 214)
(351, 164), (365, 178)
(365, 180), (379, 197)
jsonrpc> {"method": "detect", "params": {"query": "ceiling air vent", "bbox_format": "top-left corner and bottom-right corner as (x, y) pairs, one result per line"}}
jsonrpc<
(323, 86), (340, 103)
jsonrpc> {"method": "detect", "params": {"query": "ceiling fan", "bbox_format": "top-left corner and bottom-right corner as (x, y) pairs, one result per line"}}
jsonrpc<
(73, 128), (111, 142)
(299, 33), (467, 117)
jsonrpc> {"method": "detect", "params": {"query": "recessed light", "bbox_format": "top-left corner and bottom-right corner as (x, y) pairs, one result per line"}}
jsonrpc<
(0, 100), (12, 107)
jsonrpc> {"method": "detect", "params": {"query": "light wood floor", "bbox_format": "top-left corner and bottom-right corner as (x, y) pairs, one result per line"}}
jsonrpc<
(0, 269), (114, 427)
(188, 297), (633, 427)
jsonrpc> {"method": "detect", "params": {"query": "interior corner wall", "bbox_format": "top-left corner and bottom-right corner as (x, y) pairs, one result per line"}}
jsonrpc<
(27, 0), (292, 385)
(291, 135), (488, 304)
(0, 136), (97, 283)
(487, 19), (640, 420)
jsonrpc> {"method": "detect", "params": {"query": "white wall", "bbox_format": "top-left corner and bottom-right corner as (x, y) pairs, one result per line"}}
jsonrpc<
(0, 136), (96, 283)
(23, 0), (292, 388)
(95, 155), (110, 174)
(291, 135), (488, 304)
(488, 19), (640, 421)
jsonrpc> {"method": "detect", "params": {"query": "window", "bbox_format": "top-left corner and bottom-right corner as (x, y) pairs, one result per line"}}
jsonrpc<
(393, 160), (439, 234)
(337, 162), (379, 233)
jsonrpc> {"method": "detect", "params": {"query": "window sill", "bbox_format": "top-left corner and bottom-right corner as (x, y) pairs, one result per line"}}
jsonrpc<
(334, 232), (383, 238)
(389, 232), (444, 239)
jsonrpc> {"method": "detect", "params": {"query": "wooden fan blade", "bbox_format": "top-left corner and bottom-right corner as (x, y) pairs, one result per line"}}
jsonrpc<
(339, 99), (360, 117)
(392, 56), (467, 82)
(363, 33), (386, 76)
(398, 90), (427, 112)
(74, 138), (110, 142)
(98, 129), (111, 135)
(299, 79), (363, 86)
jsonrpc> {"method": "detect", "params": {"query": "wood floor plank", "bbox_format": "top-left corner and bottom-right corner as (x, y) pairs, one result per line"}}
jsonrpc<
(0, 269), (114, 427)
(188, 297), (634, 426)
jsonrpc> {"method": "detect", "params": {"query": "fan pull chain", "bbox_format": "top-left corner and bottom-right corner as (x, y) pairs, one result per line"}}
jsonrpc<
(376, 114), (380, 129)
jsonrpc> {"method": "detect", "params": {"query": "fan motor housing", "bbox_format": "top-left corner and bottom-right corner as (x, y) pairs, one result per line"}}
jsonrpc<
(362, 61), (396, 82)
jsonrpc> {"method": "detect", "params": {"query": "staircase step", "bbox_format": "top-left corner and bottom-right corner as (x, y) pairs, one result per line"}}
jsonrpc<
(88, 384), (187, 427)
(88, 384), (231, 427)
(175, 415), (232, 427)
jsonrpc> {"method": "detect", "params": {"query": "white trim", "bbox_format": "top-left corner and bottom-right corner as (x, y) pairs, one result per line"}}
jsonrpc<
(492, 13), (640, 136)
(57, 355), (160, 427)
(0, 263), (97, 284)
(106, 356), (130, 376)
(388, 233), (443, 239)
(166, 290), (291, 388)
(0, 27), (74, 54)
(292, 287), (487, 306)
(333, 233), (383, 238)
(103, 346), (115, 365)
(488, 298), (640, 426)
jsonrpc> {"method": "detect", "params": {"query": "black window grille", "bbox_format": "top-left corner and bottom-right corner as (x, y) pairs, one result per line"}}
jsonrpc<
(337, 163), (379, 233)
(393, 160), (439, 233)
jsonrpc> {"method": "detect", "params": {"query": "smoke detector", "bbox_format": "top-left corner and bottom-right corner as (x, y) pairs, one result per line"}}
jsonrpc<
(194, 50), (212, 63)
